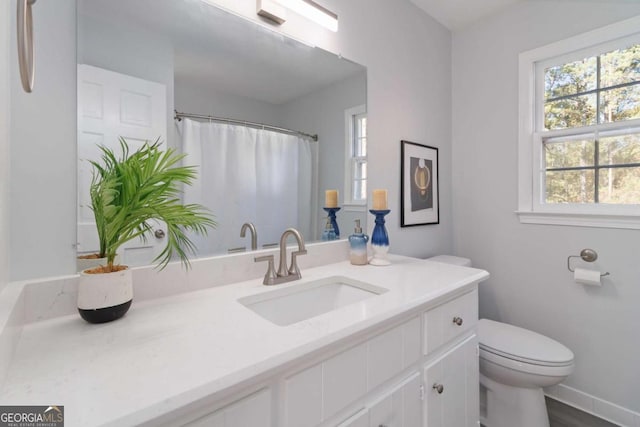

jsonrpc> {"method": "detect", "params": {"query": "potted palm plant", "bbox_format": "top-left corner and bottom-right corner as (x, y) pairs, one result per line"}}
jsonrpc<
(78, 138), (215, 323)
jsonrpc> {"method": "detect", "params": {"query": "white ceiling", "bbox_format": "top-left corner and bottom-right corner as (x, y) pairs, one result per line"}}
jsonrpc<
(408, 0), (523, 30)
(408, 0), (640, 30)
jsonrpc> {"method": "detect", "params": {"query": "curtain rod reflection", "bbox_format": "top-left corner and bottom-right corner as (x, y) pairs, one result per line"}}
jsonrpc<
(174, 110), (318, 142)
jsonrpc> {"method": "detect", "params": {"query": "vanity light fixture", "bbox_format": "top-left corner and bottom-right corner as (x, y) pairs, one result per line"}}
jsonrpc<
(257, 0), (287, 25)
(274, 0), (338, 32)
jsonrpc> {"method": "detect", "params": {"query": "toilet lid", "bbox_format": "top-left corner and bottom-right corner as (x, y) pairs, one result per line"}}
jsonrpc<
(479, 319), (574, 366)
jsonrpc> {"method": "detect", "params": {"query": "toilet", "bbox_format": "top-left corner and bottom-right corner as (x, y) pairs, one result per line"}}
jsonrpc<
(427, 255), (575, 427)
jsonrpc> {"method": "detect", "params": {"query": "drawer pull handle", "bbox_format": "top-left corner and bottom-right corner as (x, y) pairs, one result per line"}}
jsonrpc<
(432, 383), (444, 394)
(452, 316), (463, 326)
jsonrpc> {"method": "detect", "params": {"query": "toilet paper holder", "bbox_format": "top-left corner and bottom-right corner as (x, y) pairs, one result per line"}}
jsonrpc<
(567, 249), (610, 277)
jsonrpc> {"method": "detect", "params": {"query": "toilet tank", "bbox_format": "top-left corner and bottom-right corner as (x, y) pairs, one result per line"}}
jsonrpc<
(427, 255), (472, 267)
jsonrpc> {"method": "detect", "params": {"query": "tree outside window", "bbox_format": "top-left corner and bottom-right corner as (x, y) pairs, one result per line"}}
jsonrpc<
(542, 43), (640, 205)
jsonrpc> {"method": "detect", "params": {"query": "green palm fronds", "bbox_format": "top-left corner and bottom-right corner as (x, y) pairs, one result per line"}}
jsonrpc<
(89, 137), (215, 272)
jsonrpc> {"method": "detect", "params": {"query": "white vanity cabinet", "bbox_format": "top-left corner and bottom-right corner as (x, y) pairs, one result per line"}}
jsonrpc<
(423, 289), (479, 427)
(177, 287), (479, 427)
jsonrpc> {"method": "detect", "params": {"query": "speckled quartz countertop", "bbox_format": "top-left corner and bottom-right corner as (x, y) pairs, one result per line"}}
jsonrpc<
(0, 256), (488, 426)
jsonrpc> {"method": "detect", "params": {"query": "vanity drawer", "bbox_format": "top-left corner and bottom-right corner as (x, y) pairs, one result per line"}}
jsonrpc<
(423, 289), (478, 355)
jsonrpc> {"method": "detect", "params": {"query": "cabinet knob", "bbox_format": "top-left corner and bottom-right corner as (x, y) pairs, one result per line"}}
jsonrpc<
(154, 229), (166, 239)
(432, 383), (444, 394)
(452, 316), (463, 326)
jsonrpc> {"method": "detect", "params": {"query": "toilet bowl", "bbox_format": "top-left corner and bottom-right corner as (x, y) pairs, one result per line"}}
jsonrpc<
(427, 255), (575, 427)
(479, 319), (574, 427)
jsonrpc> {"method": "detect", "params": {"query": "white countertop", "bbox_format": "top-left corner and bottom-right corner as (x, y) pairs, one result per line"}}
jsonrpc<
(0, 256), (488, 426)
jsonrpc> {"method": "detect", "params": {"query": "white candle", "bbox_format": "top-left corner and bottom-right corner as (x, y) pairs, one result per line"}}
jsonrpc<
(372, 189), (388, 210)
(325, 189), (338, 208)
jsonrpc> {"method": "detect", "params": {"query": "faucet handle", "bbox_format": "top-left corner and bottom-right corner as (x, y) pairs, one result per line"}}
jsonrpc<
(255, 255), (277, 285)
(288, 249), (307, 277)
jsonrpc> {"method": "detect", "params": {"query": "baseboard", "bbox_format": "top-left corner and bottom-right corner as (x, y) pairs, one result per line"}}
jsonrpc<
(545, 384), (640, 427)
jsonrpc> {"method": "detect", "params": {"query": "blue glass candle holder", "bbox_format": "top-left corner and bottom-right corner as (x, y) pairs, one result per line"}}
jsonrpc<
(323, 207), (341, 239)
(369, 209), (391, 266)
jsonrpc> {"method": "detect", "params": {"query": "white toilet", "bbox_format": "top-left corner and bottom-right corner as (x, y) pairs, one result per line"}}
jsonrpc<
(427, 255), (575, 427)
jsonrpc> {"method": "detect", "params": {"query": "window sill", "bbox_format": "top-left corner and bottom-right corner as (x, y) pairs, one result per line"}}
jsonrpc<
(343, 203), (367, 212)
(516, 210), (640, 230)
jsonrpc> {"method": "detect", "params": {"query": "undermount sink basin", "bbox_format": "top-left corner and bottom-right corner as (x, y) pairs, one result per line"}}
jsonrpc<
(238, 276), (388, 326)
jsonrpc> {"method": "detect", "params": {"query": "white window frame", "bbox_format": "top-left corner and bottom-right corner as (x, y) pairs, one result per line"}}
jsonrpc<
(517, 15), (640, 229)
(344, 104), (367, 211)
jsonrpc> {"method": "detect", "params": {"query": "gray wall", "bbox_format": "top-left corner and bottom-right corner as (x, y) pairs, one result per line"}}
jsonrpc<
(452, 1), (640, 416)
(0, 0), (9, 291)
(9, 0), (77, 280)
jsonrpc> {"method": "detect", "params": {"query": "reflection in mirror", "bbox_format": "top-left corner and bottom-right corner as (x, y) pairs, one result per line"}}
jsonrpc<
(77, 0), (367, 265)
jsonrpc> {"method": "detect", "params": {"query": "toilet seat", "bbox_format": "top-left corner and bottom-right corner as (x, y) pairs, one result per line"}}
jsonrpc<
(479, 319), (574, 370)
(480, 347), (574, 377)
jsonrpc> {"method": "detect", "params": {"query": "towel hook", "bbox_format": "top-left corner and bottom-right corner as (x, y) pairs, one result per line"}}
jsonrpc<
(567, 248), (610, 277)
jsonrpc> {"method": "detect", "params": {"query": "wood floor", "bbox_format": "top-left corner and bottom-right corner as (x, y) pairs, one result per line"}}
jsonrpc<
(547, 397), (620, 427)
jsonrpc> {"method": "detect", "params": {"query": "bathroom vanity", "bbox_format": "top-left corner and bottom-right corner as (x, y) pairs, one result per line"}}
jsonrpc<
(0, 253), (488, 426)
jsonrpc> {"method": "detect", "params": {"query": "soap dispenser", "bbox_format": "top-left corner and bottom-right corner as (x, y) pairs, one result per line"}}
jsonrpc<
(322, 216), (337, 241)
(348, 219), (369, 265)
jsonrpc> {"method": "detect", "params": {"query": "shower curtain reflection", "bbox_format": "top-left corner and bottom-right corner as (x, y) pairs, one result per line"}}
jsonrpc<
(178, 118), (316, 256)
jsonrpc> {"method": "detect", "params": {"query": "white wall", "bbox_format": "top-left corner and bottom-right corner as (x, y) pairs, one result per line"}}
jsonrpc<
(210, 0), (453, 258)
(0, 0), (10, 291)
(9, 0), (77, 280)
(452, 1), (640, 418)
(280, 73), (367, 238)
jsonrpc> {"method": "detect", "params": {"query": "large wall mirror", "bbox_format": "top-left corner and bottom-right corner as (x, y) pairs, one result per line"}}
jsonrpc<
(77, 0), (367, 265)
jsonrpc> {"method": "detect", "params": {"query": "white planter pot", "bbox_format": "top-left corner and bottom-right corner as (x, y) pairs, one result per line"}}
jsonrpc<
(78, 267), (133, 323)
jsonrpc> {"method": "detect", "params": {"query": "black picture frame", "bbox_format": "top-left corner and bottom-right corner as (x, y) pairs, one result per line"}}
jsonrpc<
(400, 140), (439, 227)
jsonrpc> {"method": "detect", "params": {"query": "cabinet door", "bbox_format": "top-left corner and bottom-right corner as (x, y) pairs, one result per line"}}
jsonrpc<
(424, 336), (478, 427)
(368, 372), (422, 427)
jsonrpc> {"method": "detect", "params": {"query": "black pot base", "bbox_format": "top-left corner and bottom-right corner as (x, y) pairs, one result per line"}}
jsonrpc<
(78, 300), (132, 324)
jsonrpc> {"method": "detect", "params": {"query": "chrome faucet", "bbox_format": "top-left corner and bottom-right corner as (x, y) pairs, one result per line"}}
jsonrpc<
(255, 228), (307, 286)
(240, 222), (258, 251)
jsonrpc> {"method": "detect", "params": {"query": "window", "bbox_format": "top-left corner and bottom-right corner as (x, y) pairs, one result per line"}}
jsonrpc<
(518, 16), (640, 228)
(344, 105), (367, 207)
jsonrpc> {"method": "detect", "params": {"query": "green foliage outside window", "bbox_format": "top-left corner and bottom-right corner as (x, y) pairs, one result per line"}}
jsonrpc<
(542, 44), (640, 205)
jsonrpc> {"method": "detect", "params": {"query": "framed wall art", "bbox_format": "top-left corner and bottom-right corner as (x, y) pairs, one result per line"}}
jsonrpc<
(400, 140), (439, 226)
